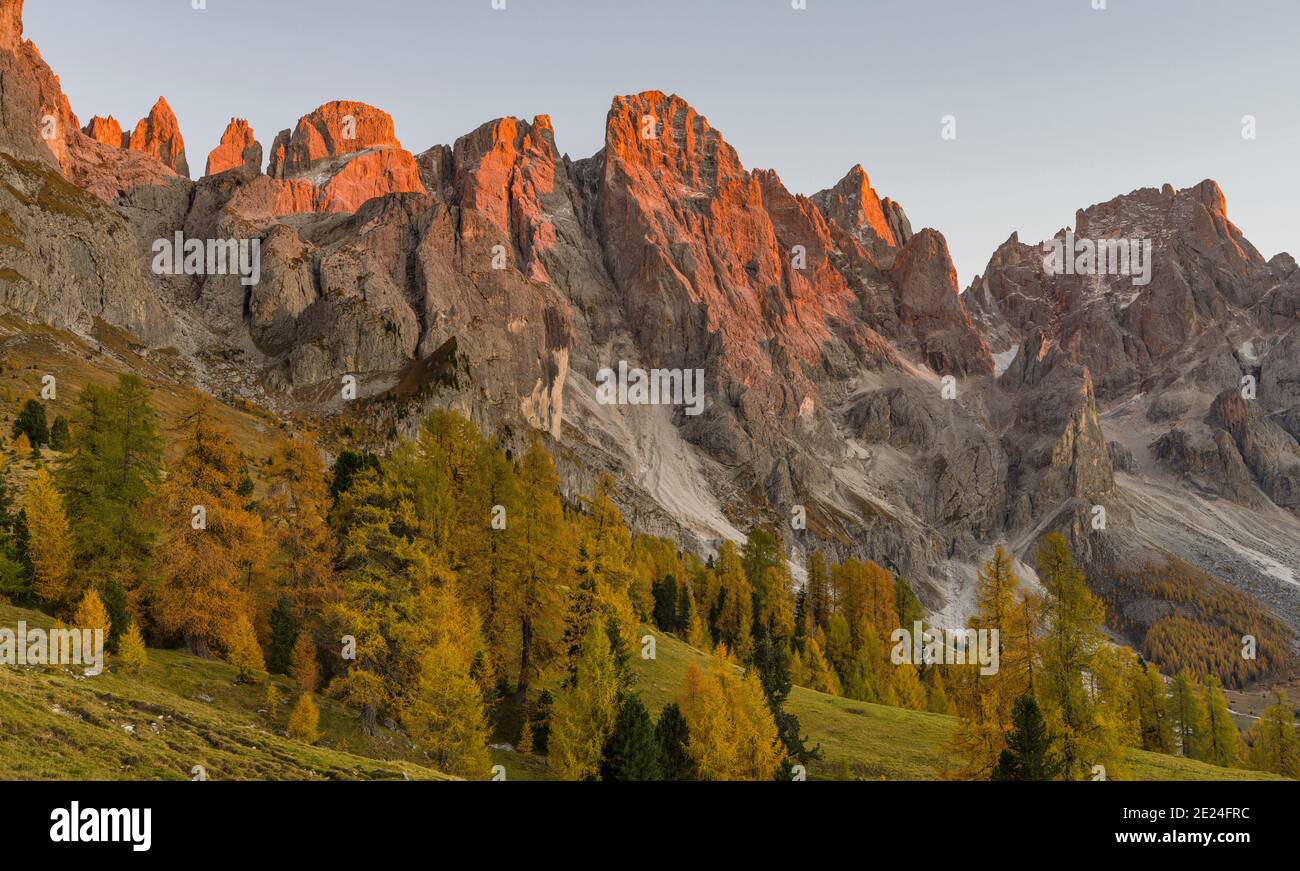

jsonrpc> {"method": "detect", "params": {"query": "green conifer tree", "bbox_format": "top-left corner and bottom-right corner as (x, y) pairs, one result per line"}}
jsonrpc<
(600, 695), (664, 781)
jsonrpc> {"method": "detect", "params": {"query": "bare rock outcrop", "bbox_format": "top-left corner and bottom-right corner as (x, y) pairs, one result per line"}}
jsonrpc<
(204, 117), (261, 179)
(811, 164), (911, 262)
(1208, 388), (1300, 513)
(3, 0), (1297, 630)
(888, 229), (994, 376)
(260, 101), (424, 214)
(82, 115), (122, 148)
(0, 150), (170, 343)
(126, 97), (189, 177)
(966, 180), (1274, 400)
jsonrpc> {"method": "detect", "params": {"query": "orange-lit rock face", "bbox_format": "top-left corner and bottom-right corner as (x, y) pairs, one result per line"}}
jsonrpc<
(227, 176), (317, 220)
(811, 164), (900, 251)
(82, 115), (122, 148)
(596, 89), (990, 433)
(272, 100), (400, 175)
(0, 0), (21, 51)
(313, 147), (423, 212)
(262, 101), (424, 213)
(126, 97), (189, 177)
(599, 90), (829, 400)
(0, 0), (177, 201)
(205, 118), (261, 178)
(452, 115), (558, 282)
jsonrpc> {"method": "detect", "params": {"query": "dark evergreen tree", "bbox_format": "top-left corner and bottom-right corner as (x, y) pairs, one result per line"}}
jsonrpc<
(600, 695), (663, 781)
(793, 587), (808, 645)
(676, 579), (694, 634)
(753, 622), (822, 776)
(530, 689), (554, 755)
(895, 576), (925, 631)
(655, 702), (695, 781)
(268, 595), (298, 675)
(57, 375), (163, 588)
(605, 615), (635, 695)
(560, 553), (598, 686)
(49, 416), (70, 451)
(652, 573), (678, 631)
(100, 579), (130, 652)
(708, 585), (726, 645)
(11, 508), (31, 580)
(992, 693), (1055, 781)
(12, 398), (48, 446)
(0, 475), (28, 602)
(328, 450), (380, 505)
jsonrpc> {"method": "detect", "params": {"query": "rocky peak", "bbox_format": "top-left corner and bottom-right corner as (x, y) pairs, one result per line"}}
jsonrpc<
(126, 96), (189, 177)
(4, 0), (1291, 632)
(1, 0), (23, 51)
(0, 0), (176, 200)
(966, 179), (1279, 400)
(888, 228), (994, 376)
(267, 128), (291, 179)
(603, 90), (746, 197)
(257, 101), (424, 213)
(449, 115), (559, 282)
(596, 92), (842, 418)
(272, 100), (401, 176)
(204, 117), (261, 178)
(811, 163), (910, 255)
(82, 115), (123, 148)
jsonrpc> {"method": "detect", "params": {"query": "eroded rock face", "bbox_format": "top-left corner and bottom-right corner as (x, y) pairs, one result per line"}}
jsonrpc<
(3, 0), (1298, 628)
(0, 150), (171, 343)
(0, 28), (177, 206)
(597, 92), (989, 433)
(82, 115), (122, 148)
(273, 100), (399, 174)
(260, 101), (424, 213)
(846, 383), (1007, 556)
(0, 0), (21, 50)
(126, 97), (189, 177)
(204, 118), (261, 179)
(452, 115), (558, 283)
(1153, 427), (1265, 507)
(0, 0), (78, 172)
(3, 0), (220, 207)
(1208, 389), (1300, 512)
(888, 229), (994, 377)
(966, 180), (1274, 399)
(811, 164), (910, 262)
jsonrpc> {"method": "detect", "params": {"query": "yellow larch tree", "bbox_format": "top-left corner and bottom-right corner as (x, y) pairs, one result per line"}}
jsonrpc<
(150, 394), (264, 655)
(24, 468), (75, 608)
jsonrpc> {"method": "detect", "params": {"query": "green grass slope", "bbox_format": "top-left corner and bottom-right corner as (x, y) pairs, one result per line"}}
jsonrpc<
(0, 604), (450, 781)
(623, 628), (1283, 782)
(0, 606), (1280, 781)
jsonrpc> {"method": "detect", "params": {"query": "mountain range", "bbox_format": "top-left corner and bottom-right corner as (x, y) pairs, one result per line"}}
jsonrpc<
(0, 0), (1294, 678)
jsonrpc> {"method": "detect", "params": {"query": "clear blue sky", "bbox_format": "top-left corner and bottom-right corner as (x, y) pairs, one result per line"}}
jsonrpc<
(26, 0), (1300, 286)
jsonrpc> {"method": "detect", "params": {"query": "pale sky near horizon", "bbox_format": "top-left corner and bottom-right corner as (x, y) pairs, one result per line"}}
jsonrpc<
(24, 0), (1300, 287)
